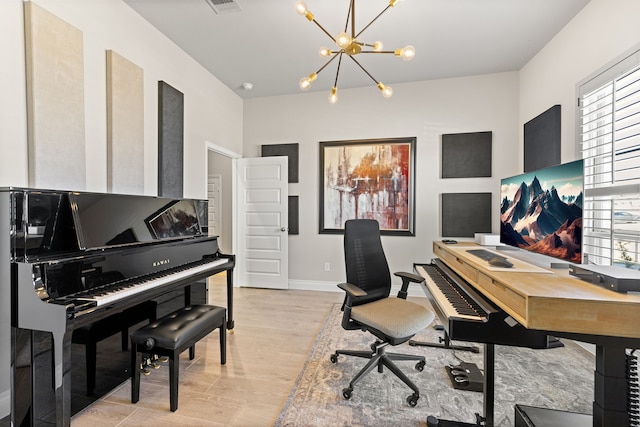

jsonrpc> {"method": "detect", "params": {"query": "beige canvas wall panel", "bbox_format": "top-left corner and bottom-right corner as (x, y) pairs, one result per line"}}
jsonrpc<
(107, 50), (144, 194)
(24, 2), (86, 190)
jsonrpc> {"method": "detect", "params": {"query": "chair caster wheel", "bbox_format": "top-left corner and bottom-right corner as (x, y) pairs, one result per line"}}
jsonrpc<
(330, 353), (338, 363)
(407, 393), (419, 407)
(342, 387), (353, 400)
(415, 360), (425, 371)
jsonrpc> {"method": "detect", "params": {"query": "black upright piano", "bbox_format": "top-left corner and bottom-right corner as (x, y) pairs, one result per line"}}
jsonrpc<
(0, 188), (235, 427)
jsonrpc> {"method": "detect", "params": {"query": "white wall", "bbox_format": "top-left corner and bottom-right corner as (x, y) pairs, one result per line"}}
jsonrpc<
(519, 0), (640, 164)
(0, 0), (244, 198)
(244, 72), (520, 286)
(245, 0), (640, 289)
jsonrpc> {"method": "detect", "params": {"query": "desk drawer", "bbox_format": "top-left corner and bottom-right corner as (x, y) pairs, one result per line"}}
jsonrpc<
(436, 249), (479, 283)
(477, 272), (527, 322)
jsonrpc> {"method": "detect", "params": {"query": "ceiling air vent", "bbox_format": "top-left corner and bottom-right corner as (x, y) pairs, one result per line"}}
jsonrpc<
(204, 0), (242, 14)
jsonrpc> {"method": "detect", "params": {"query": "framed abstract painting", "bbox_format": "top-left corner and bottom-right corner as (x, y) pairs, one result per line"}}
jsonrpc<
(319, 137), (416, 235)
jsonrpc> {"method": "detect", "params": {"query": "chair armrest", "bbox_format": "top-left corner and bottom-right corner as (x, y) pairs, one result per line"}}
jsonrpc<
(393, 271), (425, 299)
(394, 271), (424, 283)
(337, 282), (368, 298)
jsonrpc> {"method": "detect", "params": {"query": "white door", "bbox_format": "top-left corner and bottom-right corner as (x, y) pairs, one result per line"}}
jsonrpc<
(236, 157), (288, 289)
(207, 174), (222, 237)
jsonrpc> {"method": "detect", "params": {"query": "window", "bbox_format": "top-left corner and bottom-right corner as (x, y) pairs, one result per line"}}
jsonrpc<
(580, 45), (640, 268)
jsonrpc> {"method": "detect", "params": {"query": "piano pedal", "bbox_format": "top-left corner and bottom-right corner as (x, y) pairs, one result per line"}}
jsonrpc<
(445, 362), (484, 393)
(149, 354), (168, 364)
(141, 355), (160, 371)
(139, 363), (151, 376)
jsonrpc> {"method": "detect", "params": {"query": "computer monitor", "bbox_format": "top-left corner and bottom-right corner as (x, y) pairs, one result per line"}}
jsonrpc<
(500, 160), (583, 264)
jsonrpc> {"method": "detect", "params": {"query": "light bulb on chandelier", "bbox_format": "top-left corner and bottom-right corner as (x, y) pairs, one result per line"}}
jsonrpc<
(319, 47), (332, 57)
(335, 32), (352, 50)
(299, 72), (317, 90)
(396, 45), (416, 61)
(295, 0), (415, 103)
(329, 87), (338, 104)
(378, 83), (393, 98)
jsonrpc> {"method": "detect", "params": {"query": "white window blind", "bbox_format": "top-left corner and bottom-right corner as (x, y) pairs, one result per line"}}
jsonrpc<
(580, 48), (640, 268)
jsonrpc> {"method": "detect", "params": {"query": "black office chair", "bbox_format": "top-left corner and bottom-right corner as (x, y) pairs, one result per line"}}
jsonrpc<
(330, 219), (435, 406)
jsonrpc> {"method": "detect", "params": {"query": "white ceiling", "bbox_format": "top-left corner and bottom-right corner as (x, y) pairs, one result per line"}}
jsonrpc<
(123, 0), (591, 99)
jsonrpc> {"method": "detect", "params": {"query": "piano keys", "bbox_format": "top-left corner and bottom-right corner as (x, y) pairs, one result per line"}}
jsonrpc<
(1, 187), (236, 427)
(415, 259), (550, 349)
(69, 257), (229, 308)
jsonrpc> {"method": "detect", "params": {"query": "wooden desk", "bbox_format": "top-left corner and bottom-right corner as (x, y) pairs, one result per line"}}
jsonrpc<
(432, 241), (640, 427)
(433, 241), (640, 339)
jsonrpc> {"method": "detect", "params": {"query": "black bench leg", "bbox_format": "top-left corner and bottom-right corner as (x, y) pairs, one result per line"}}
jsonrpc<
(220, 324), (226, 365)
(189, 346), (195, 360)
(131, 344), (141, 404)
(169, 351), (179, 412)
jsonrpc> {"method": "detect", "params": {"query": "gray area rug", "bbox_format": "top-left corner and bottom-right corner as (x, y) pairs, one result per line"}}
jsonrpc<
(276, 304), (594, 426)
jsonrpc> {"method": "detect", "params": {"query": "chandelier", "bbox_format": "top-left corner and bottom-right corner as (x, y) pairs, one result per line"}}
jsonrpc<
(295, 0), (415, 103)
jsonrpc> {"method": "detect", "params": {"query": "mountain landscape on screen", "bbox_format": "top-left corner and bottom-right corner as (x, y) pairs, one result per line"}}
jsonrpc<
(500, 161), (583, 263)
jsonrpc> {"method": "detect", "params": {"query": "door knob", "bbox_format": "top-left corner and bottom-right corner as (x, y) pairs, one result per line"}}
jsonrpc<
(281, 227), (287, 232)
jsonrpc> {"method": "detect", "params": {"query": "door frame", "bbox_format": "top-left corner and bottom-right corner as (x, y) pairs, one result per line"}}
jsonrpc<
(205, 141), (241, 287)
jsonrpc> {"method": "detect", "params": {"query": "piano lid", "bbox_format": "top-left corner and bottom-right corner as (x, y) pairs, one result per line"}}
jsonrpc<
(69, 192), (208, 250)
(8, 188), (209, 261)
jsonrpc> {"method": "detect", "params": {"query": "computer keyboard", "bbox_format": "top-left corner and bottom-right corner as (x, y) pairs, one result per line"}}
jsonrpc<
(466, 249), (501, 261)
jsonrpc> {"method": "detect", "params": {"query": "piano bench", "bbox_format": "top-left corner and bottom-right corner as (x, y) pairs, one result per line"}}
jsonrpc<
(71, 300), (157, 396)
(130, 304), (226, 412)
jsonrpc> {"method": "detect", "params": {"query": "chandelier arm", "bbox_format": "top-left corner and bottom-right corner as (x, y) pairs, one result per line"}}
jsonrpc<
(351, 0), (356, 38)
(344, 0), (354, 35)
(355, 5), (392, 39)
(316, 51), (342, 75)
(347, 55), (380, 85)
(333, 52), (344, 88)
(311, 19), (336, 43)
(359, 51), (395, 54)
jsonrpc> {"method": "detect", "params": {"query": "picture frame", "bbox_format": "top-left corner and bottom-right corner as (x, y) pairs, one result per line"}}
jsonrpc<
(319, 137), (416, 235)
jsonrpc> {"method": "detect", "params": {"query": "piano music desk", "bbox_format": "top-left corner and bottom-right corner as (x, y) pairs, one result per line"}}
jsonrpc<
(432, 241), (640, 427)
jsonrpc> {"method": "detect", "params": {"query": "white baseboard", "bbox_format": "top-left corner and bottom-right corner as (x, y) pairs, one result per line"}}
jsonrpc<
(287, 279), (337, 292)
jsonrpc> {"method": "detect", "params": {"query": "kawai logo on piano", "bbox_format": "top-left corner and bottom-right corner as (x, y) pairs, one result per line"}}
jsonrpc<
(153, 259), (170, 267)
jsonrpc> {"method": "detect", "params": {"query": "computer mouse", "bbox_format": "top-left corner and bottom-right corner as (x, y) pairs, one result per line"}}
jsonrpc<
(488, 256), (513, 268)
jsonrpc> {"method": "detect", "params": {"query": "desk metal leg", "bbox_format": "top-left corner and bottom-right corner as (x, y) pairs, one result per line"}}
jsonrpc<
(484, 343), (494, 427)
(593, 345), (630, 427)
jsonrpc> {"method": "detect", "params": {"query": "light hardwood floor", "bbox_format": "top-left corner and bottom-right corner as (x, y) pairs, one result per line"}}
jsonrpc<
(71, 274), (343, 426)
